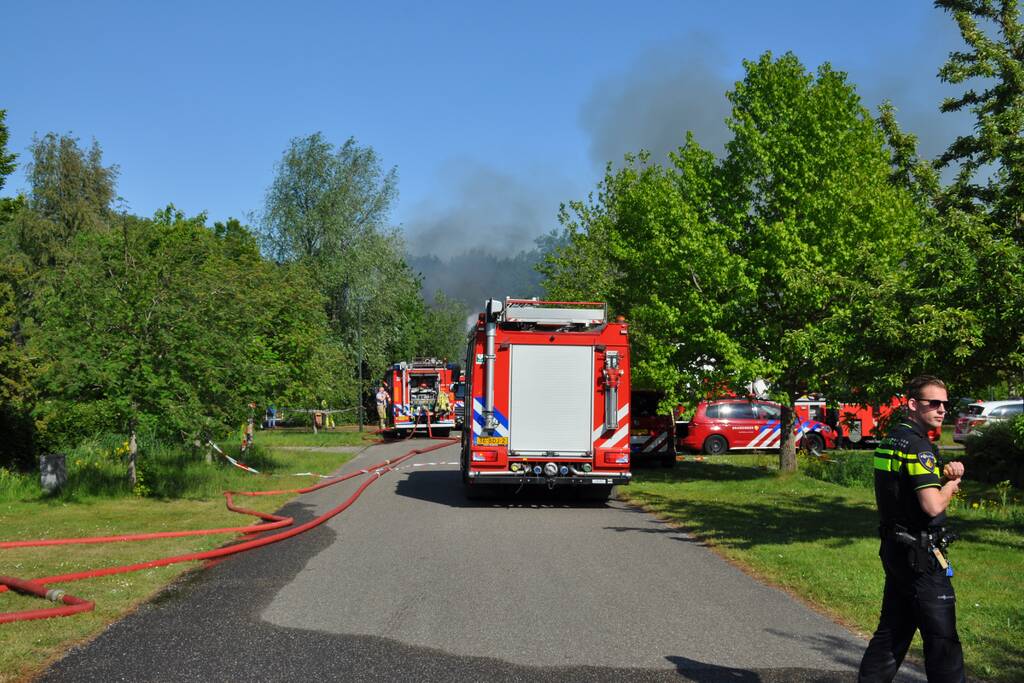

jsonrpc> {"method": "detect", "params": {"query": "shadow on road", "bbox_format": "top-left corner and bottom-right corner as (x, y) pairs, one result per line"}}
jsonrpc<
(394, 468), (618, 509)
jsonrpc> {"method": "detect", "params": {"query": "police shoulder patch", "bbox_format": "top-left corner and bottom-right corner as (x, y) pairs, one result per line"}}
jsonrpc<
(918, 451), (936, 472)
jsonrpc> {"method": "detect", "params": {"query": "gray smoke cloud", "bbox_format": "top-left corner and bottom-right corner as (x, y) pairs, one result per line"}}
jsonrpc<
(580, 34), (735, 168)
(402, 160), (575, 258)
(401, 160), (573, 306)
(581, 21), (975, 174)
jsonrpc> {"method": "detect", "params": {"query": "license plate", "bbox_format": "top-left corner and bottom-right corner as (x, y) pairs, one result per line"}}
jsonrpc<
(591, 479), (607, 484)
(476, 436), (508, 446)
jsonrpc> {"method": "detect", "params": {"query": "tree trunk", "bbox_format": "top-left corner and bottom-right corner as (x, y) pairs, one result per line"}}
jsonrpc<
(778, 402), (798, 472)
(127, 428), (138, 488)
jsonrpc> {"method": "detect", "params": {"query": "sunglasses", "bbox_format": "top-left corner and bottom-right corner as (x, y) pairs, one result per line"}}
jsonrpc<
(915, 399), (951, 410)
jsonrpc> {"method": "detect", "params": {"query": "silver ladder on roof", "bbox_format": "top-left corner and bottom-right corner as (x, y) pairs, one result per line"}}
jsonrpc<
(500, 298), (607, 326)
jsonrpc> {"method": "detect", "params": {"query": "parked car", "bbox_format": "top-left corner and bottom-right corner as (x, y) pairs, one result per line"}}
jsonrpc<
(676, 398), (837, 456)
(953, 399), (1024, 443)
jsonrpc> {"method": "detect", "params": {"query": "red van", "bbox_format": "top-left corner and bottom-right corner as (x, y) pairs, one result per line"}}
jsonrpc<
(676, 398), (837, 455)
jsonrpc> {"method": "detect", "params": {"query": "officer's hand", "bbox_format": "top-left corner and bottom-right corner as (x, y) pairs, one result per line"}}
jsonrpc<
(943, 461), (964, 480)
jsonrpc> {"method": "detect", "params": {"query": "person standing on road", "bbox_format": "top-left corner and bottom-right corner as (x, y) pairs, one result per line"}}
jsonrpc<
(859, 375), (966, 683)
(375, 382), (391, 430)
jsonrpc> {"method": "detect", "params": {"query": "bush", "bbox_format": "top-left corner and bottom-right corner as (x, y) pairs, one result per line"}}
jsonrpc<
(962, 415), (1024, 487)
(799, 450), (874, 487)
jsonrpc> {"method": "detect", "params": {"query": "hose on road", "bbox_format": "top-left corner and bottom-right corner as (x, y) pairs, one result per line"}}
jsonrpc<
(0, 437), (457, 624)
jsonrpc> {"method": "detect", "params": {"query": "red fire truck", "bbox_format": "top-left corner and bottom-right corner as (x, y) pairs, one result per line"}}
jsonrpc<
(460, 298), (632, 499)
(794, 395), (941, 447)
(382, 359), (459, 438)
(630, 389), (676, 467)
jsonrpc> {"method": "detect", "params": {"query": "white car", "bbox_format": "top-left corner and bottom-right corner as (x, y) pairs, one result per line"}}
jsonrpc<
(953, 399), (1024, 443)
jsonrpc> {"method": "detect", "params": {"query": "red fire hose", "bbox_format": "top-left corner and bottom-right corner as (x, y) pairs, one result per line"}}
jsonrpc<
(0, 438), (456, 624)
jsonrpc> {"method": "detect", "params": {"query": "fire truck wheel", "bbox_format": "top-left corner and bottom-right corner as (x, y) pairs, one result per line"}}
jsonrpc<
(801, 433), (825, 456)
(434, 428), (451, 438)
(703, 435), (728, 455)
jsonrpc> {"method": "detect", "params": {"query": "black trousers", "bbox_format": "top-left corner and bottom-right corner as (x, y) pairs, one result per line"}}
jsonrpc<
(858, 540), (965, 682)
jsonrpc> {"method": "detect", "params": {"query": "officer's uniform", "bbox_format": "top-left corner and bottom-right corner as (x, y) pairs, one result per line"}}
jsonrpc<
(858, 420), (965, 683)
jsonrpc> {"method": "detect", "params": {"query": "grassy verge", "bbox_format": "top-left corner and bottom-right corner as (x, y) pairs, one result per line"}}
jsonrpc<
(624, 453), (1023, 682)
(0, 432), (367, 683)
(256, 427), (380, 448)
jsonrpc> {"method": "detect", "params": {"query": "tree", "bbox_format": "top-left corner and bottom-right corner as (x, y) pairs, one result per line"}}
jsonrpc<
(416, 291), (468, 362)
(931, 0), (1024, 390)
(30, 208), (340, 451)
(0, 110), (15, 191)
(545, 53), (964, 471)
(13, 133), (118, 268)
(935, 0), (1024, 234)
(260, 133), (430, 411)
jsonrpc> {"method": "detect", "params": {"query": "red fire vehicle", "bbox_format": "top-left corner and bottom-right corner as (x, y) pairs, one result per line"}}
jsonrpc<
(630, 389), (676, 467)
(676, 398), (837, 455)
(460, 298), (632, 499)
(794, 395), (940, 447)
(382, 359), (459, 437)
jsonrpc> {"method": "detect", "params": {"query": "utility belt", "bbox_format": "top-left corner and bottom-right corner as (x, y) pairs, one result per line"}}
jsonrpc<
(880, 523), (958, 574)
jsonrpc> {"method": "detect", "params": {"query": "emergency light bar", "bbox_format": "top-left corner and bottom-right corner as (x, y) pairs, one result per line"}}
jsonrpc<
(501, 299), (607, 326)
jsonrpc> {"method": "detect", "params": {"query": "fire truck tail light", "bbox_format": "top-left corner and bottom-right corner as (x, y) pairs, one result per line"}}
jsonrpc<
(472, 450), (497, 463)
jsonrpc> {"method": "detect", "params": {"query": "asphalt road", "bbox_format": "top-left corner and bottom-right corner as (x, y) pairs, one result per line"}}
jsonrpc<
(39, 439), (927, 682)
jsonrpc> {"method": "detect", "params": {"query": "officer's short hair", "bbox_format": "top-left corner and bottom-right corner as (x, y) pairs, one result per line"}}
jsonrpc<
(907, 375), (946, 399)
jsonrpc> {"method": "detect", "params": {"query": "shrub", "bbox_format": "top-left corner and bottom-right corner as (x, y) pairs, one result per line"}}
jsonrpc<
(962, 415), (1024, 487)
(799, 450), (874, 487)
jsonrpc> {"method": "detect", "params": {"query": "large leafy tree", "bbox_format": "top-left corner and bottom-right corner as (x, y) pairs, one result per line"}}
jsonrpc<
(260, 133), (440, 407)
(930, 0), (1024, 389)
(10, 133), (118, 268)
(544, 53), (975, 470)
(30, 208), (340, 449)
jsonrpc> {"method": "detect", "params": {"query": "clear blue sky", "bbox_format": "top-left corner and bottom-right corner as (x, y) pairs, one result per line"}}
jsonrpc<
(3, 1), (971, 258)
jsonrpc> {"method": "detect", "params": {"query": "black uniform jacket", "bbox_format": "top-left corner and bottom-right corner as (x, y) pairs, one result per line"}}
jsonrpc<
(873, 420), (944, 533)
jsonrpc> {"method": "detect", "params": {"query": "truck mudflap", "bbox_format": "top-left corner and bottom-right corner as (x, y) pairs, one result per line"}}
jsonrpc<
(466, 472), (631, 486)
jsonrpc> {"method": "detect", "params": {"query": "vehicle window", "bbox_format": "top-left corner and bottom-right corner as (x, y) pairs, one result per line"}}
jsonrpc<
(453, 383), (465, 400)
(705, 404), (722, 418)
(965, 405), (985, 417)
(723, 403), (757, 419)
(757, 403), (781, 420)
(990, 406), (1006, 417)
(1003, 402), (1023, 416)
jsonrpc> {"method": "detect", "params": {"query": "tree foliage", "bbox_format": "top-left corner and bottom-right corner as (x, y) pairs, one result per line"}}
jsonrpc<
(543, 52), (976, 470)
(259, 133), (457, 404)
(931, 0), (1024, 387)
(0, 110), (15, 191)
(29, 207), (341, 449)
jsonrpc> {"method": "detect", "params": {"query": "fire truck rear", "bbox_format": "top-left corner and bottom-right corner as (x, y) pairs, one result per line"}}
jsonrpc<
(460, 298), (632, 499)
(383, 359), (458, 437)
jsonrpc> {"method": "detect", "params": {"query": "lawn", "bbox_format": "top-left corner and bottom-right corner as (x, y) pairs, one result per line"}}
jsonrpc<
(622, 453), (1023, 682)
(0, 432), (370, 683)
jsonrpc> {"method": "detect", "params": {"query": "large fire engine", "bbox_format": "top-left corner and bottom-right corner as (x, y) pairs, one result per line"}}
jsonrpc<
(382, 359), (459, 438)
(460, 298), (632, 499)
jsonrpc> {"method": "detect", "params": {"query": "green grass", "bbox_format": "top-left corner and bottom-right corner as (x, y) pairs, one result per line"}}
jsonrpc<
(622, 454), (1024, 682)
(0, 433), (366, 683)
(255, 427), (381, 448)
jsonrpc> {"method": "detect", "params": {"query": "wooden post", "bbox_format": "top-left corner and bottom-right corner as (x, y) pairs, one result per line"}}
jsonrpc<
(127, 422), (138, 489)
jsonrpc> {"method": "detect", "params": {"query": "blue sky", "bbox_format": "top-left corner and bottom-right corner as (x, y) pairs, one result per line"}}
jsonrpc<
(3, 1), (972, 258)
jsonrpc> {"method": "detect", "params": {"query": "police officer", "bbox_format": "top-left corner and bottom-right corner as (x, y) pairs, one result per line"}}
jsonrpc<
(859, 375), (966, 682)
